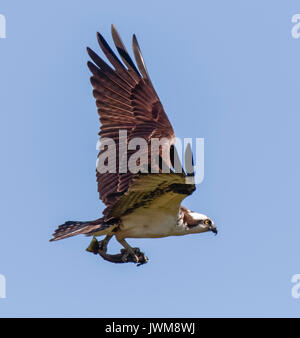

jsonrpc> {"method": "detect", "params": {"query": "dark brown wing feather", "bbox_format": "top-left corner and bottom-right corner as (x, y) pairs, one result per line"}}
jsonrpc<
(87, 25), (175, 220)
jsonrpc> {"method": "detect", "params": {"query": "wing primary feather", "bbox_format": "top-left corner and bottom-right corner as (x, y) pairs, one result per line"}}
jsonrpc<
(97, 32), (127, 71)
(87, 47), (114, 73)
(87, 60), (101, 77)
(97, 31), (138, 85)
(132, 34), (152, 83)
(111, 24), (140, 76)
(87, 60), (132, 96)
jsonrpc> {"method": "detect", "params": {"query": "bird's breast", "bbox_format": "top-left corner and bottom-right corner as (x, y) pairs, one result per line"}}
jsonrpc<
(117, 206), (179, 239)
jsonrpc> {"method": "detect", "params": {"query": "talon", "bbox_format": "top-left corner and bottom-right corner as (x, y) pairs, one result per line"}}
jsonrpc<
(132, 248), (148, 265)
(136, 253), (149, 266)
(120, 249), (139, 263)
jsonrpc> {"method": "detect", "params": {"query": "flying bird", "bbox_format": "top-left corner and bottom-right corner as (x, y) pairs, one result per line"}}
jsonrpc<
(50, 25), (217, 265)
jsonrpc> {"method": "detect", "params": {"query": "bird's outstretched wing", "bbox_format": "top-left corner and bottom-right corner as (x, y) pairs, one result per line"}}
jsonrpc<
(87, 25), (194, 221)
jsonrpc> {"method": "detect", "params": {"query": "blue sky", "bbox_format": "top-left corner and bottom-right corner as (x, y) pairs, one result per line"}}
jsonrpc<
(0, 0), (300, 317)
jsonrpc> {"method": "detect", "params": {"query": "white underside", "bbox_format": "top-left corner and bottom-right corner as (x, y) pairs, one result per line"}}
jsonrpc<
(115, 191), (187, 239)
(118, 206), (180, 239)
(91, 192), (210, 240)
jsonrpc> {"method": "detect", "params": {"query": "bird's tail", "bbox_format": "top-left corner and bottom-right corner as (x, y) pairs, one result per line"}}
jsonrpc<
(50, 219), (104, 242)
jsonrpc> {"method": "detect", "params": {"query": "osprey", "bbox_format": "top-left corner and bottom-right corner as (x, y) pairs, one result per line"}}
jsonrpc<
(50, 25), (217, 265)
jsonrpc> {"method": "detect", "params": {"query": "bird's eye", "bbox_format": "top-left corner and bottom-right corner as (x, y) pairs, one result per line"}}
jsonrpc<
(204, 219), (211, 225)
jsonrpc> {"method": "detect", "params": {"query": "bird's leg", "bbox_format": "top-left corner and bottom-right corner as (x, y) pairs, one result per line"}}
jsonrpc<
(86, 235), (148, 265)
(117, 238), (149, 266)
(118, 239), (139, 262)
(98, 235), (112, 253)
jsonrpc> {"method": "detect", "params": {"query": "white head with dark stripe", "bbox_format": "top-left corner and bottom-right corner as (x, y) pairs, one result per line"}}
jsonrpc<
(180, 207), (217, 235)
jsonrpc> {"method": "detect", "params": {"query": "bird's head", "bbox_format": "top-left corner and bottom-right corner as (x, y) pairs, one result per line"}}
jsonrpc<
(182, 209), (218, 235)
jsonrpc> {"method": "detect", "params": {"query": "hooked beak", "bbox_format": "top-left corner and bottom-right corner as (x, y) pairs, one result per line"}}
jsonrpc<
(210, 226), (218, 235)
